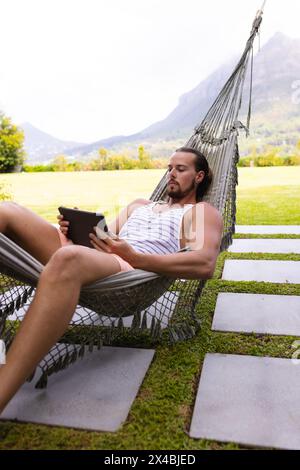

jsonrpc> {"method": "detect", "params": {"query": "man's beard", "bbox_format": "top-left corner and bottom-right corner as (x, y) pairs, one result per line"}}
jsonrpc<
(167, 181), (197, 200)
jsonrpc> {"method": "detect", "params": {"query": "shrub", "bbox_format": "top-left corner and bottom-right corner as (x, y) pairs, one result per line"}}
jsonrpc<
(284, 155), (300, 166)
(238, 157), (252, 167)
(0, 114), (25, 173)
(23, 164), (54, 172)
(238, 153), (300, 168)
(255, 154), (285, 167)
(0, 181), (12, 201)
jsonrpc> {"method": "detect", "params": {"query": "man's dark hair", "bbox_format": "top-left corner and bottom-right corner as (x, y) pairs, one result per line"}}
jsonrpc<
(176, 147), (213, 201)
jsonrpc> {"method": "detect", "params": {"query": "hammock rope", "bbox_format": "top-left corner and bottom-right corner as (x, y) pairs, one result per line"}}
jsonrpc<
(0, 8), (264, 388)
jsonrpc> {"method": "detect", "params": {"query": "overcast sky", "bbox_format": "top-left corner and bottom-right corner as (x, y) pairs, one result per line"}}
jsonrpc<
(1, 0), (299, 143)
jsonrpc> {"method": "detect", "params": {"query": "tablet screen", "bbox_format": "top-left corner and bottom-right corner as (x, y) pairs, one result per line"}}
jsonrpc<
(58, 207), (107, 247)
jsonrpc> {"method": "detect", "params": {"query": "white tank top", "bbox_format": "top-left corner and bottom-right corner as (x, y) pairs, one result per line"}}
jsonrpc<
(119, 201), (194, 255)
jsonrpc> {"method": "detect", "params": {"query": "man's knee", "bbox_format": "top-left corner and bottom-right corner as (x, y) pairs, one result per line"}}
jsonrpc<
(0, 201), (20, 207)
(0, 201), (21, 230)
(0, 201), (19, 214)
(42, 246), (82, 283)
(0, 201), (27, 222)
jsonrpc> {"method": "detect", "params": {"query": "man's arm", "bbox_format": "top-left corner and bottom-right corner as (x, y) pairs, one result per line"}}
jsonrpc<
(132, 202), (223, 280)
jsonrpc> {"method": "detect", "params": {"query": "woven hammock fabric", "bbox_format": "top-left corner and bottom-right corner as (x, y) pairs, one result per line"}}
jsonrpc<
(0, 10), (264, 388)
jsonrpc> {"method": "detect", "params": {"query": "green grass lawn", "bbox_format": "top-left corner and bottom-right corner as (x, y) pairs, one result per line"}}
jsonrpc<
(0, 166), (299, 224)
(0, 166), (299, 450)
(0, 170), (166, 223)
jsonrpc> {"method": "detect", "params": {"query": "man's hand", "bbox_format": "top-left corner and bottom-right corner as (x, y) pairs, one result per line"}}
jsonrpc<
(57, 207), (79, 236)
(89, 229), (140, 266)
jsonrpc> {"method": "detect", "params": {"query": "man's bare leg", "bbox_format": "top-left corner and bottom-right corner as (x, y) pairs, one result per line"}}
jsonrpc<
(0, 201), (62, 264)
(0, 245), (121, 414)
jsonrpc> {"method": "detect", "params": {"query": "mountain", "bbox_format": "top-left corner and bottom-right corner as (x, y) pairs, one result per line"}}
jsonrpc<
(65, 32), (300, 158)
(21, 123), (86, 163)
(65, 58), (238, 158)
(23, 32), (300, 162)
(240, 32), (300, 152)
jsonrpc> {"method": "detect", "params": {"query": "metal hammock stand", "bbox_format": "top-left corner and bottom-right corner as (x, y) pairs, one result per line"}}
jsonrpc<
(0, 7), (265, 388)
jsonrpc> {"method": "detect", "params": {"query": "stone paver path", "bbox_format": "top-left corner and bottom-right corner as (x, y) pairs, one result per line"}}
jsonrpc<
(212, 293), (300, 336)
(222, 260), (300, 284)
(190, 227), (300, 449)
(0, 346), (155, 432)
(3, 225), (300, 441)
(236, 225), (300, 234)
(189, 353), (300, 450)
(229, 239), (300, 254)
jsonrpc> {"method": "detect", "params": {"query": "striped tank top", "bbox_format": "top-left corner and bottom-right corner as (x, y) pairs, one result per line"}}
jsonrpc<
(118, 201), (194, 255)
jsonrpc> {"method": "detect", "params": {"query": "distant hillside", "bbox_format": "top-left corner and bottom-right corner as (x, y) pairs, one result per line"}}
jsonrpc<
(22, 32), (300, 162)
(242, 33), (300, 153)
(21, 122), (86, 163)
(65, 58), (238, 158)
(65, 32), (300, 158)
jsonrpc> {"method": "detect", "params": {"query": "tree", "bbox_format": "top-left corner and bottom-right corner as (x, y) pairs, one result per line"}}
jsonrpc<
(137, 145), (152, 169)
(52, 155), (68, 172)
(0, 181), (12, 201)
(90, 148), (108, 171)
(98, 147), (108, 170)
(0, 113), (25, 173)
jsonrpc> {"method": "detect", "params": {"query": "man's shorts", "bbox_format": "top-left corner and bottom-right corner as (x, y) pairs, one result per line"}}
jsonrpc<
(56, 228), (134, 273)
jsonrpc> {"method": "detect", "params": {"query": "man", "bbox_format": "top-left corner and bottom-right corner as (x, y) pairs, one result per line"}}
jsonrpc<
(0, 147), (223, 414)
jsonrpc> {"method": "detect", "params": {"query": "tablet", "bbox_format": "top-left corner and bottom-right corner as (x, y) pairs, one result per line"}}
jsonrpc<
(58, 207), (112, 248)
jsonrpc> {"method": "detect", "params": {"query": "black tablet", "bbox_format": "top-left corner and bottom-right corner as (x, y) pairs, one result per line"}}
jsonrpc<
(58, 207), (109, 248)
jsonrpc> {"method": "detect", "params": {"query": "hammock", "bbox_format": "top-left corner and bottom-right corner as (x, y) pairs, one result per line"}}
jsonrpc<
(0, 8), (264, 388)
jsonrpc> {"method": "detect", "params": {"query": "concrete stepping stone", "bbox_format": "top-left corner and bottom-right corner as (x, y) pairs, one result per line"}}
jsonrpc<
(222, 260), (300, 284)
(229, 239), (300, 254)
(0, 346), (155, 432)
(236, 226), (300, 235)
(212, 293), (300, 336)
(189, 353), (300, 449)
